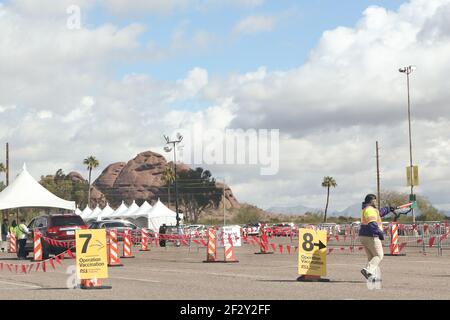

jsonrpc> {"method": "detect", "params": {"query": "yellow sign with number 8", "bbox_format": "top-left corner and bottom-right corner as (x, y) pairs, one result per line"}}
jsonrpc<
(298, 228), (327, 277)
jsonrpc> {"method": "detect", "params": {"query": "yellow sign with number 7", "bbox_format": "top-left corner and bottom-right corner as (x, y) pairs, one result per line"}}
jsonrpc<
(75, 229), (108, 280)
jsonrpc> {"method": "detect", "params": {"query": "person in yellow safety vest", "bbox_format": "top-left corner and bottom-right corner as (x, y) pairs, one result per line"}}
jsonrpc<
(359, 194), (394, 282)
(9, 220), (17, 237)
(15, 218), (30, 260)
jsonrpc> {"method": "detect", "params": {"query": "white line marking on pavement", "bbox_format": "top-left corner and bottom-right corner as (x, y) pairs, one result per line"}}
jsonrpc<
(0, 280), (42, 289)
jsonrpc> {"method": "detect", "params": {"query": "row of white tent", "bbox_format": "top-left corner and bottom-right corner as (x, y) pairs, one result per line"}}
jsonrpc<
(0, 164), (181, 233)
(75, 199), (183, 232)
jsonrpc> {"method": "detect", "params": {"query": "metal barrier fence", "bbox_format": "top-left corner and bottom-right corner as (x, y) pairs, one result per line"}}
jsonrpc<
(314, 221), (450, 256)
(261, 221), (450, 256)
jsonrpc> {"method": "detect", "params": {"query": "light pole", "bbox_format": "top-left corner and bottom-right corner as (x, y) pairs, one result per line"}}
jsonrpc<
(164, 133), (183, 231)
(399, 65), (416, 223)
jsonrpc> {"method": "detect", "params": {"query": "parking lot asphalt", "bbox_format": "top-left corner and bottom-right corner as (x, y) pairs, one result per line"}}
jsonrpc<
(0, 238), (449, 300)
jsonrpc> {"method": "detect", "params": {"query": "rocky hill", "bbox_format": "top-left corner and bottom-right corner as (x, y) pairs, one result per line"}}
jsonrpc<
(82, 150), (240, 210)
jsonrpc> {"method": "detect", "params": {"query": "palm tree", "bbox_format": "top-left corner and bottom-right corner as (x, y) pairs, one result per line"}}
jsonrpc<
(0, 162), (6, 192)
(162, 167), (175, 207)
(322, 176), (337, 223)
(0, 162), (5, 178)
(83, 156), (99, 208)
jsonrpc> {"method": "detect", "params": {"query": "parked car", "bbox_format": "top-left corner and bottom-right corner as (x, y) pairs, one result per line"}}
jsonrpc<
(186, 224), (207, 237)
(271, 222), (296, 236)
(88, 220), (152, 240)
(242, 223), (260, 236)
(25, 214), (88, 259)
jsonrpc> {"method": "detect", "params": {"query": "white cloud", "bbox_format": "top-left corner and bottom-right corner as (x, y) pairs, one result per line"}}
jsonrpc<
(233, 15), (275, 35)
(2, 0), (450, 213)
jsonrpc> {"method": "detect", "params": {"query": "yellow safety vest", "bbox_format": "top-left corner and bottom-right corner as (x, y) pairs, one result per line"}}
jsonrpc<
(361, 206), (382, 229)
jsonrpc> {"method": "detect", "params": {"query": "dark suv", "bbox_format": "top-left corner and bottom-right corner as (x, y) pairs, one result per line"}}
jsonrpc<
(25, 214), (88, 259)
(88, 220), (142, 240)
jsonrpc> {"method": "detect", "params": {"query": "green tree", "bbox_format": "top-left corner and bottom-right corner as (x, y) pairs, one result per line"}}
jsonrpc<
(83, 156), (99, 208)
(177, 167), (222, 223)
(161, 167), (175, 207)
(322, 176), (337, 223)
(39, 169), (88, 209)
(233, 205), (264, 224)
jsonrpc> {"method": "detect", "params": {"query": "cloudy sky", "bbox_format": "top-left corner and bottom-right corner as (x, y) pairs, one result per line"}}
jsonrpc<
(1, 0), (450, 212)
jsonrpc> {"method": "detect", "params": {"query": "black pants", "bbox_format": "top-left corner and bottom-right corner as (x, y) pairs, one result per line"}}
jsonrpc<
(18, 239), (27, 258)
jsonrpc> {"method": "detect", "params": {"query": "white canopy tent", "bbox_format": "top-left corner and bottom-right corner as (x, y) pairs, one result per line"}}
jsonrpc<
(85, 205), (102, 220)
(127, 201), (152, 218)
(104, 201), (128, 219)
(124, 201), (152, 228)
(97, 203), (114, 221)
(146, 199), (183, 232)
(75, 207), (83, 216)
(119, 200), (141, 218)
(111, 200), (138, 219)
(0, 164), (76, 211)
(80, 206), (93, 219)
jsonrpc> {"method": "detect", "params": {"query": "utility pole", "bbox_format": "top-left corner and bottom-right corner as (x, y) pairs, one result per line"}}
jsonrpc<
(223, 178), (226, 226)
(376, 141), (381, 209)
(5, 143), (9, 222)
(399, 65), (416, 223)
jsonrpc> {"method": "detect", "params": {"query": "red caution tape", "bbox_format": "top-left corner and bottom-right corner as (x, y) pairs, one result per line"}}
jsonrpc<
(279, 245), (283, 254)
(21, 265), (27, 274)
(429, 237), (436, 248)
(399, 242), (407, 252)
(42, 261), (46, 272)
(270, 243), (276, 252)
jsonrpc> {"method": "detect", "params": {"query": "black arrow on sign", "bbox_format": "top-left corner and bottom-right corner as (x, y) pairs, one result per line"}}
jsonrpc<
(314, 240), (326, 250)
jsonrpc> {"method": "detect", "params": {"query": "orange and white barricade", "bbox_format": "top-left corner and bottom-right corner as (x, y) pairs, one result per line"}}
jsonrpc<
(140, 229), (150, 252)
(203, 228), (217, 262)
(121, 229), (135, 258)
(107, 229), (123, 267)
(386, 222), (406, 256)
(33, 230), (43, 261)
(8, 233), (17, 254)
(224, 235), (239, 263)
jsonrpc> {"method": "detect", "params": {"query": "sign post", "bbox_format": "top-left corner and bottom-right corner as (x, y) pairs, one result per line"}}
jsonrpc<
(76, 229), (111, 289)
(297, 228), (329, 282)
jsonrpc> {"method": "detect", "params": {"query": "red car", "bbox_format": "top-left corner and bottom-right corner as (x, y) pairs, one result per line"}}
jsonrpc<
(25, 214), (87, 259)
